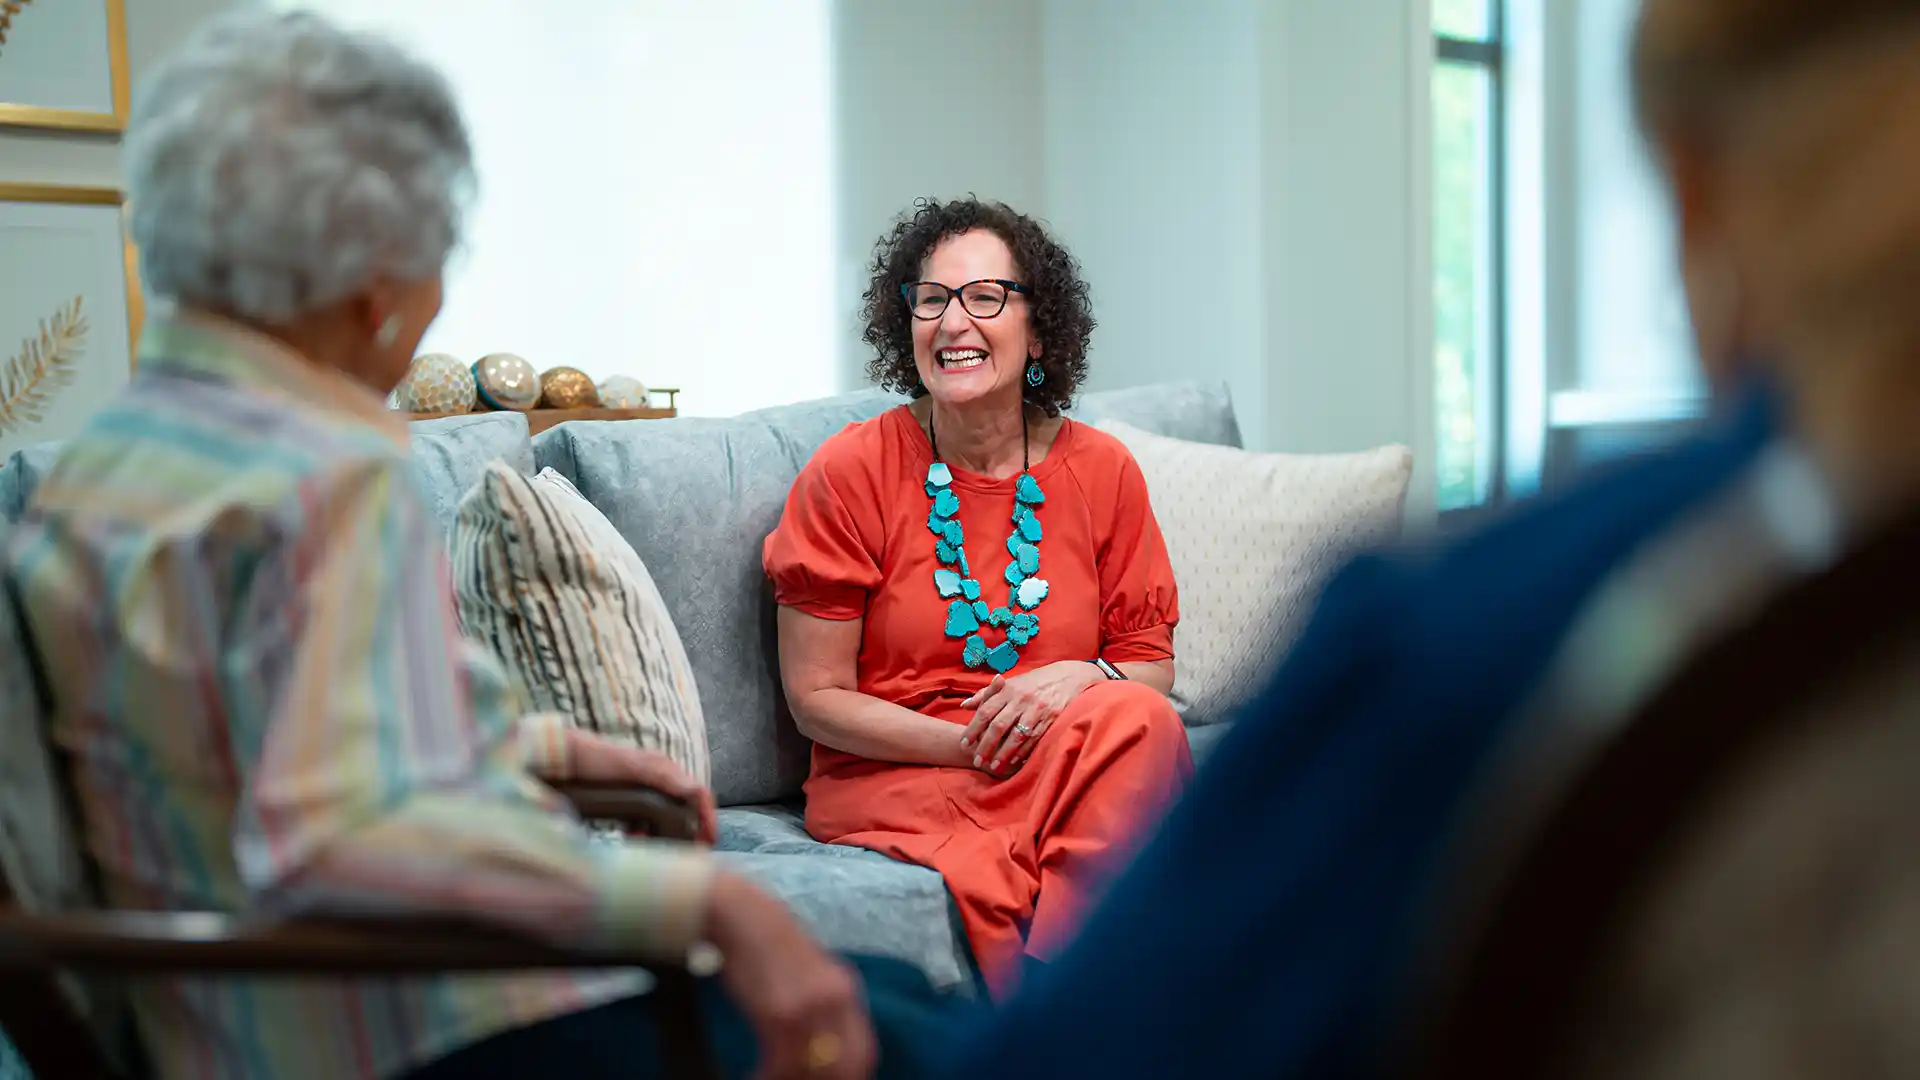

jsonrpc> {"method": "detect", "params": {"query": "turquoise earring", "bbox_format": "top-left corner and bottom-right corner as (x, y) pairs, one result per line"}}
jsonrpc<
(1025, 359), (1044, 387)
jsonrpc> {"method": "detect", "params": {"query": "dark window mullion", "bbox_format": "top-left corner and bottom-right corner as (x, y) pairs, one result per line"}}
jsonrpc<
(1483, 0), (1508, 504)
(1434, 7), (1508, 506)
(1436, 36), (1500, 69)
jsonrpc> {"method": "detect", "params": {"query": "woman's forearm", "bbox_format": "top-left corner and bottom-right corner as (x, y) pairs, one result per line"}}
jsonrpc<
(1116, 659), (1175, 696)
(791, 687), (974, 768)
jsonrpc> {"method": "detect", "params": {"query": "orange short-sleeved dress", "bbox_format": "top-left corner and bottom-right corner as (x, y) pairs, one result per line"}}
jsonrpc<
(763, 405), (1193, 994)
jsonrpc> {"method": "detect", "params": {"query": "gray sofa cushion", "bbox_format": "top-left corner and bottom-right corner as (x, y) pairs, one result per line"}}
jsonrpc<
(533, 381), (1242, 806)
(0, 413), (532, 532)
(0, 515), (142, 1071)
(406, 412), (536, 536)
(0, 444), (59, 523)
(0, 514), (89, 917)
(1187, 721), (1234, 764)
(532, 390), (904, 806)
(716, 804), (979, 994)
(705, 723), (1231, 995)
(1067, 380), (1244, 448)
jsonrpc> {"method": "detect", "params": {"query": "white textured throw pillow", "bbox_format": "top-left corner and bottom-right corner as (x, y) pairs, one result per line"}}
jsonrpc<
(1097, 420), (1413, 725)
(451, 463), (710, 782)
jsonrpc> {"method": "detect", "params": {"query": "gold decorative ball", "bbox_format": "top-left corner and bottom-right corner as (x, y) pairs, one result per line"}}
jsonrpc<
(396, 353), (476, 415)
(597, 374), (650, 409)
(539, 366), (601, 410)
(471, 352), (541, 412)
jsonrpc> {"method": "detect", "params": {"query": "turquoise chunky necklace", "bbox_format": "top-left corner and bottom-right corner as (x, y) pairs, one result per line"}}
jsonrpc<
(924, 411), (1047, 673)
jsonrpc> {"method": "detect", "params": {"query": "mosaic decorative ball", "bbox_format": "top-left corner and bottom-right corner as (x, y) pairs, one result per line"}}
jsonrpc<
(597, 374), (650, 409)
(539, 366), (601, 410)
(395, 353), (476, 415)
(472, 352), (541, 412)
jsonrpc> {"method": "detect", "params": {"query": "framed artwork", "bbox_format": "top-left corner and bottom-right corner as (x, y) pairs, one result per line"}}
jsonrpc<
(0, 0), (130, 133)
(0, 184), (141, 459)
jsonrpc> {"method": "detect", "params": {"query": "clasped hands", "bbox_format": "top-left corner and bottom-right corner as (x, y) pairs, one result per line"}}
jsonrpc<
(959, 660), (1104, 776)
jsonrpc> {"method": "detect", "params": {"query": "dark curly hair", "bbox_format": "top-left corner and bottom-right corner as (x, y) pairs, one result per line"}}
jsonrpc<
(859, 196), (1094, 416)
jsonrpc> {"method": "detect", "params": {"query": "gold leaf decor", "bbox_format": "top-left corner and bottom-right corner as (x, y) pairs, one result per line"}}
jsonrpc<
(0, 0), (34, 53)
(1, 296), (86, 436)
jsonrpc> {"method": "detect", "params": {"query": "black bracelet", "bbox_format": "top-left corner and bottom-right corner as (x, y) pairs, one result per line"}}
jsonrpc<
(1089, 658), (1127, 681)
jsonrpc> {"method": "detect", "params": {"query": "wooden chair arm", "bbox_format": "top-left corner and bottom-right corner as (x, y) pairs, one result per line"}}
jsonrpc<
(554, 781), (700, 841)
(0, 909), (726, 1080)
(0, 909), (687, 975)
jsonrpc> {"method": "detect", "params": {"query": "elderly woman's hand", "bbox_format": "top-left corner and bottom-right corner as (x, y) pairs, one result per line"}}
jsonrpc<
(563, 728), (720, 843)
(960, 662), (1105, 776)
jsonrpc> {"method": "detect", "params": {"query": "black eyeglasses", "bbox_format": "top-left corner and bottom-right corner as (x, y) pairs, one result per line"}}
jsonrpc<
(901, 279), (1033, 321)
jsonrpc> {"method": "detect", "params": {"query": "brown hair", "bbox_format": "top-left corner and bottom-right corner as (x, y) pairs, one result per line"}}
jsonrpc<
(1632, 1), (1920, 135)
(1632, 0), (1920, 360)
(859, 197), (1094, 417)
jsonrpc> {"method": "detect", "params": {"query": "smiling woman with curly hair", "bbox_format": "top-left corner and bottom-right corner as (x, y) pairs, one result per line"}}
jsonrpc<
(764, 196), (1191, 997)
(860, 198), (1095, 417)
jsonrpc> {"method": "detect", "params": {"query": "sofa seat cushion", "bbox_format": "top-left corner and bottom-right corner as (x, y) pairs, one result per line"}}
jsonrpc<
(715, 804), (980, 994)
(1186, 721), (1234, 765)
(719, 801), (836, 855)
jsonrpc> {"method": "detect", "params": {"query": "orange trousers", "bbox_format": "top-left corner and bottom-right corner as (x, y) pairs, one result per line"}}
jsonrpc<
(804, 681), (1193, 997)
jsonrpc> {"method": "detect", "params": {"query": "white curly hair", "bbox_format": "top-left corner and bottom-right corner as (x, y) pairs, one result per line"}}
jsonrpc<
(124, 7), (473, 323)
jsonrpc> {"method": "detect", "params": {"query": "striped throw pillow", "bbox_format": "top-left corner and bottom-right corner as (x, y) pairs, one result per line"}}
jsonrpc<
(450, 462), (709, 782)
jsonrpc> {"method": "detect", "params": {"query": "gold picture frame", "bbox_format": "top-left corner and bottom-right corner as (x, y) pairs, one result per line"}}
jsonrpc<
(0, 182), (141, 359)
(0, 0), (131, 133)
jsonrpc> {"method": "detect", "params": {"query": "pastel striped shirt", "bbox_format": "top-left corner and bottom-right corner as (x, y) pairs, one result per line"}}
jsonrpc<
(7, 310), (713, 1080)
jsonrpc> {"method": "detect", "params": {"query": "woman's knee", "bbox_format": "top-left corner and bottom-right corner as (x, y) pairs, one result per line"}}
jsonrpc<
(1064, 680), (1187, 748)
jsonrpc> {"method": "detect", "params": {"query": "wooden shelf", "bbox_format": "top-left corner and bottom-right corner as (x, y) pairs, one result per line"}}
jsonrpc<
(522, 407), (677, 435)
(404, 407), (678, 434)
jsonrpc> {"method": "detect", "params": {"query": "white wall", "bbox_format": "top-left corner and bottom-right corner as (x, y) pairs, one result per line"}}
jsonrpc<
(1035, 0), (1431, 518)
(1263, 0), (1431, 517)
(0, 0), (240, 183)
(5, 0), (1431, 481)
(1040, 0), (1269, 453)
(283, 0), (836, 419)
(830, 0), (1044, 392)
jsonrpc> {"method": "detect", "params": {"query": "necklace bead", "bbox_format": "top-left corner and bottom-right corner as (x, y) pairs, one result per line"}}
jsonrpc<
(926, 461), (1049, 671)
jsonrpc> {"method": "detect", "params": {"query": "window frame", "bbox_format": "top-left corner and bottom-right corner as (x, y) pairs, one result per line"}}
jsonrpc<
(1434, 6), (1510, 518)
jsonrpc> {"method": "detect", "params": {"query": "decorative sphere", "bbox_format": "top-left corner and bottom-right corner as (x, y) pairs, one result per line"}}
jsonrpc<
(395, 353), (476, 415)
(597, 374), (650, 409)
(472, 353), (541, 411)
(539, 366), (601, 410)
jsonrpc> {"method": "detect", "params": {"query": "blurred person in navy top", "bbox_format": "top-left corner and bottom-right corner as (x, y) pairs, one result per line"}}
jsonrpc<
(943, 0), (1920, 1076)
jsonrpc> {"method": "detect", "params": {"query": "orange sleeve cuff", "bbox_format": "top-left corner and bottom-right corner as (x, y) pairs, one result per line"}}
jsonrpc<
(1101, 623), (1174, 665)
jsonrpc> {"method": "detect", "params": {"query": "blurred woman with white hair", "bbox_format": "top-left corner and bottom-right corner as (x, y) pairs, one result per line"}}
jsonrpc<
(4, 9), (957, 1080)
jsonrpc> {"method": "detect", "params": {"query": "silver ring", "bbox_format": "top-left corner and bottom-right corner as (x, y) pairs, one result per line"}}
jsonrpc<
(1013, 723), (1034, 737)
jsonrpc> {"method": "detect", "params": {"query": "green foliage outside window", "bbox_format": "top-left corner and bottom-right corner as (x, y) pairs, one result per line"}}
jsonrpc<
(1432, 59), (1488, 510)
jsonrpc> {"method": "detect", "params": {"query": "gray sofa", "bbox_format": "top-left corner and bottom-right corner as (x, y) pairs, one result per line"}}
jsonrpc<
(0, 379), (1248, 996)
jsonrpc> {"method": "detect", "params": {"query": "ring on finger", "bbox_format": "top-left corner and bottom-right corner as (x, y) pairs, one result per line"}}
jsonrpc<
(806, 1031), (842, 1072)
(1013, 723), (1034, 737)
